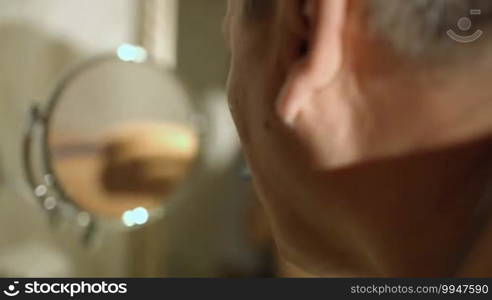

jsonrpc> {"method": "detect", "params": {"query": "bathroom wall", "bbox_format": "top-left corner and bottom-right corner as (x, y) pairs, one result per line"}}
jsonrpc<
(0, 0), (248, 277)
(0, 0), (138, 277)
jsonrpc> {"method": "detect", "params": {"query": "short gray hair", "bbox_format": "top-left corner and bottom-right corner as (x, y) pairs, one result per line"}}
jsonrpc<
(370, 0), (492, 60)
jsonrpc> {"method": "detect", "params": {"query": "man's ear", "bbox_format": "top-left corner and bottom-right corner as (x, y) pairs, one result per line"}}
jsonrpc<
(276, 0), (348, 126)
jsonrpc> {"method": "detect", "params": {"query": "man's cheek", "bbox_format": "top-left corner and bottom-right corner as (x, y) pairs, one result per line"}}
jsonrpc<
(227, 71), (253, 145)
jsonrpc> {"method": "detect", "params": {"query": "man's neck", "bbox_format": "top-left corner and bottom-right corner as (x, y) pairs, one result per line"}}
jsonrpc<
(457, 182), (492, 277)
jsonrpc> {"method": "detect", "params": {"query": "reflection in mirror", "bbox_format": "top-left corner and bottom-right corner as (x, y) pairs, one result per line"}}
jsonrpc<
(48, 59), (199, 221)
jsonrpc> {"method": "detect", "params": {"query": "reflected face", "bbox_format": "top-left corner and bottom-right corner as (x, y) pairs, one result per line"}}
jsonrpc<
(47, 59), (199, 220)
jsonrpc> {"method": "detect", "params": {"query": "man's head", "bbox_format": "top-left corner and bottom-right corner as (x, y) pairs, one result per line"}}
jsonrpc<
(226, 0), (492, 276)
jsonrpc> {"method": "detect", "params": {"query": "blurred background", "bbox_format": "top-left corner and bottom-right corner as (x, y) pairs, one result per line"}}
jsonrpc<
(0, 0), (285, 277)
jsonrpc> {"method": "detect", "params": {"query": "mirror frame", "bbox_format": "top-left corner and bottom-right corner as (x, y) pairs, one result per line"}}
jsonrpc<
(22, 46), (205, 242)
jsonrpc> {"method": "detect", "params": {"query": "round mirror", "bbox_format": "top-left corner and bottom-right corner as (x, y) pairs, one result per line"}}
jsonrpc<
(44, 52), (199, 223)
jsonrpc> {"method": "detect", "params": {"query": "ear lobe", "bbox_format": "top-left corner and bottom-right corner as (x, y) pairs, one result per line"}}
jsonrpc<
(276, 0), (348, 126)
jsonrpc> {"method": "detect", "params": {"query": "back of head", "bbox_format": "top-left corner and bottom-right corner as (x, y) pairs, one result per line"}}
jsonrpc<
(370, 0), (492, 60)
